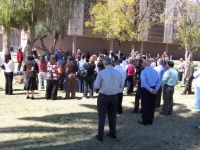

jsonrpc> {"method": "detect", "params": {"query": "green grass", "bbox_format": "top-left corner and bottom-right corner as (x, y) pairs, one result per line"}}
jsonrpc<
(0, 71), (200, 150)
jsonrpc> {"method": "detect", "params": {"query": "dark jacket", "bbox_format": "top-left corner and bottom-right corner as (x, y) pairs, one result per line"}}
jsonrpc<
(23, 61), (39, 77)
(66, 61), (78, 74)
(185, 65), (194, 80)
(84, 63), (95, 77)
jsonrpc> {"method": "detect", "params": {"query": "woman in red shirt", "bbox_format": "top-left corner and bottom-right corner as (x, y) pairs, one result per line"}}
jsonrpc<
(126, 58), (135, 94)
(17, 47), (23, 71)
(37, 56), (47, 91)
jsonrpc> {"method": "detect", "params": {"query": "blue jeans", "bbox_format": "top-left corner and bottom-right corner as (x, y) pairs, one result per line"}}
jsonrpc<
(78, 74), (84, 93)
(194, 84), (200, 109)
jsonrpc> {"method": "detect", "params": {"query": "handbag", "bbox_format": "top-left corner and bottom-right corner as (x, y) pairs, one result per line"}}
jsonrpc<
(80, 63), (89, 78)
(30, 63), (38, 73)
(80, 68), (88, 78)
(0, 64), (5, 70)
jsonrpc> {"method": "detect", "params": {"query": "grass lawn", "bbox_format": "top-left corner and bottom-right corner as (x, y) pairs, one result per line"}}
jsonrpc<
(0, 69), (200, 150)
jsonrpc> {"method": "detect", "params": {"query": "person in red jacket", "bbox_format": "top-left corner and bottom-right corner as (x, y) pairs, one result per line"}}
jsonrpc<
(17, 47), (23, 71)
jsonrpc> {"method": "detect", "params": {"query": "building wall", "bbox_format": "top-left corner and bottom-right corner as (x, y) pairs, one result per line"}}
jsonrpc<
(1, 34), (200, 60)
(76, 36), (110, 53)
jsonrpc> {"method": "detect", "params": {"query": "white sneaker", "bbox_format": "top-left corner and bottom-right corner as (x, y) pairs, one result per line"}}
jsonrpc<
(82, 97), (86, 100)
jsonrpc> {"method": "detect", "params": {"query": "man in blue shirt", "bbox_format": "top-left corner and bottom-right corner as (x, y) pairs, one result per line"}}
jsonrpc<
(154, 58), (165, 108)
(160, 61), (178, 115)
(138, 59), (160, 125)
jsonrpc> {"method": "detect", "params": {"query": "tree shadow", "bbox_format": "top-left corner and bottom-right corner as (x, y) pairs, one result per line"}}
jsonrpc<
(0, 102), (200, 150)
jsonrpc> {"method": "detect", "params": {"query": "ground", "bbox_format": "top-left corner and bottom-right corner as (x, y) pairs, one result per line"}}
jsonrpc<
(0, 66), (200, 150)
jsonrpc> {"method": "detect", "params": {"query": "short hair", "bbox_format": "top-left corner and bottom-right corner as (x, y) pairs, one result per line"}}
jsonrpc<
(157, 58), (163, 65)
(143, 59), (151, 66)
(119, 58), (123, 63)
(168, 61), (174, 67)
(50, 55), (56, 64)
(114, 59), (120, 64)
(103, 57), (113, 65)
(81, 53), (85, 59)
(122, 56), (126, 60)
(27, 55), (34, 61)
(97, 61), (104, 68)
(114, 56), (118, 61)
(69, 56), (75, 61)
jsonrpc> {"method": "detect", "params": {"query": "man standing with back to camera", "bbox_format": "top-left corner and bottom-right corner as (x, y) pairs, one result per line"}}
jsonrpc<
(138, 59), (160, 125)
(94, 57), (123, 142)
(160, 61), (178, 115)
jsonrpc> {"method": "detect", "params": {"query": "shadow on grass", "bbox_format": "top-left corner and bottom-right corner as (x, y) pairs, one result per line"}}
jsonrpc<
(19, 112), (98, 125)
(0, 103), (200, 150)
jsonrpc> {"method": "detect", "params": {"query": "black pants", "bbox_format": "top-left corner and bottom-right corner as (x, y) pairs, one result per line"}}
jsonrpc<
(4, 72), (13, 95)
(141, 87), (156, 125)
(178, 72), (183, 81)
(59, 74), (65, 90)
(133, 85), (141, 112)
(183, 78), (193, 94)
(83, 76), (94, 98)
(18, 62), (22, 71)
(162, 85), (174, 114)
(46, 80), (58, 100)
(97, 93), (118, 141)
(126, 75), (134, 93)
(156, 86), (162, 108)
(117, 93), (123, 114)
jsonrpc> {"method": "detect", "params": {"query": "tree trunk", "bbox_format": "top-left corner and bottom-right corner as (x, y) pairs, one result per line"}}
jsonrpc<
(131, 40), (136, 53)
(50, 31), (59, 55)
(116, 40), (121, 53)
(184, 48), (193, 63)
(50, 38), (58, 55)
(184, 38), (194, 63)
(23, 22), (37, 61)
(34, 37), (51, 58)
(2, 27), (11, 53)
(185, 48), (188, 62)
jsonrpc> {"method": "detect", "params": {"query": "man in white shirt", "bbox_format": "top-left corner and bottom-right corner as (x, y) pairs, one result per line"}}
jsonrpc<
(114, 59), (126, 114)
(94, 57), (123, 142)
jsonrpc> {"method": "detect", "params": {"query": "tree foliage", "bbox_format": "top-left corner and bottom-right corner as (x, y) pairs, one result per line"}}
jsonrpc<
(0, 0), (47, 54)
(35, 0), (72, 55)
(86, 0), (161, 51)
(176, 0), (200, 52)
(0, 0), (73, 56)
(164, 0), (200, 61)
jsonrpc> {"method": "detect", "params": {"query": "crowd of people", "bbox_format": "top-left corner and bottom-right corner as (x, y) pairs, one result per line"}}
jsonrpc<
(0, 47), (200, 141)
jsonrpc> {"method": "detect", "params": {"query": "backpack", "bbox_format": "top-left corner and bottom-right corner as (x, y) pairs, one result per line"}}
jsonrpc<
(80, 63), (88, 78)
